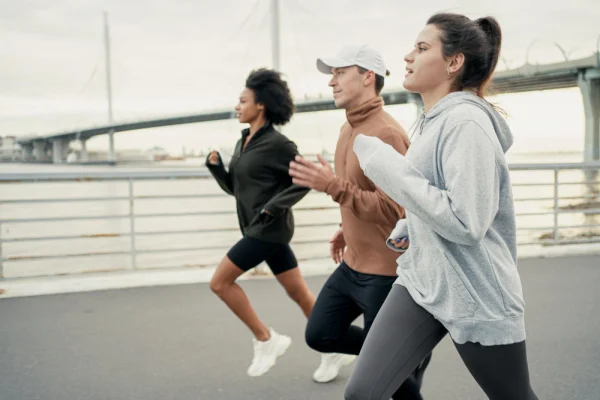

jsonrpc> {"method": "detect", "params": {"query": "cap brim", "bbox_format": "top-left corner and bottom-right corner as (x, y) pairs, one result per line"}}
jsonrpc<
(316, 57), (353, 74)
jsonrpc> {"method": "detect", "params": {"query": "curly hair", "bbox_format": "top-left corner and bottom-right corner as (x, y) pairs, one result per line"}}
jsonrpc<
(245, 68), (295, 125)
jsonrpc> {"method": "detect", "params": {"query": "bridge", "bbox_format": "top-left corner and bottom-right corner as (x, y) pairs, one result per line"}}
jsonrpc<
(16, 54), (600, 164)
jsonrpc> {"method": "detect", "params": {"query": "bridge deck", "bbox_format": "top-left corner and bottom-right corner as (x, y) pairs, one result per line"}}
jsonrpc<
(17, 55), (600, 145)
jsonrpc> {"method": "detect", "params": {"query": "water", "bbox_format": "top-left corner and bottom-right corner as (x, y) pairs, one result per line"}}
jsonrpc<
(0, 164), (339, 278)
(1, 152), (598, 279)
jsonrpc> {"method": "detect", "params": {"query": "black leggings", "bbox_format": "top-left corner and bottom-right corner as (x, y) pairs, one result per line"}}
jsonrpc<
(306, 263), (430, 399)
(305, 262), (397, 355)
(344, 285), (538, 400)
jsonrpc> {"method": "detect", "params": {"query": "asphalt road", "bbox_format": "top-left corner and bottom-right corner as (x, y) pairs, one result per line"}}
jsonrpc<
(1, 255), (599, 400)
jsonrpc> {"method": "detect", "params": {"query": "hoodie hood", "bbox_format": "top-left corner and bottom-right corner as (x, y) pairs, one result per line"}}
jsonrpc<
(423, 91), (513, 153)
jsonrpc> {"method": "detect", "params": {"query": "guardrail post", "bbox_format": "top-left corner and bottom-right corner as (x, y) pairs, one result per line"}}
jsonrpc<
(553, 169), (560, 241)
(128, 178), (137, 269)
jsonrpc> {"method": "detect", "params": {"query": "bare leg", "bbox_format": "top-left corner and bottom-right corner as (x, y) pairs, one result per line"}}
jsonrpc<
(275, 267), (316, 318)
(209, 256), (270, 341)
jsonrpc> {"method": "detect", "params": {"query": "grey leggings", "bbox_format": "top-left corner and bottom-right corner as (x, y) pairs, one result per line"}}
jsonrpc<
(344, 285), (538, 400)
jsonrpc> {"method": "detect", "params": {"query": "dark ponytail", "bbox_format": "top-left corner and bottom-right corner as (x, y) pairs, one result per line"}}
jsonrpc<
(474, 17), (502, 97)
(427, 13), (503, 98)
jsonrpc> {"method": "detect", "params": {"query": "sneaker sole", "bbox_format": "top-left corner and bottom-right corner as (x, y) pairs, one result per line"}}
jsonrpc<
(247, 336), (292, 378)
(276, 335), (292, 357)
(248, 360), (276, 377)
(340, 354), (357, 367)
(313, 354), (357, 383)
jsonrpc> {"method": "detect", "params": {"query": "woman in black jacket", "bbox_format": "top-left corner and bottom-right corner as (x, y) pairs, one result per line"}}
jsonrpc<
(207, 68), (313, 377)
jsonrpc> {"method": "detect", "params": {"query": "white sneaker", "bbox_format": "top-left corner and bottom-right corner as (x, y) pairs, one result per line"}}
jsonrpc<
(247, 328), (292, 377)
(312, 353), (357, 383)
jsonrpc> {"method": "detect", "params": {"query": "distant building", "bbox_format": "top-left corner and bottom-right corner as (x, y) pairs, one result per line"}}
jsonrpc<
(0, 136), (22, 161)
(148, 146), (170, 161)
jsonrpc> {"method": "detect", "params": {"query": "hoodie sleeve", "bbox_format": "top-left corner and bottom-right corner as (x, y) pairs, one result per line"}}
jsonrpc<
(263, 139), (310, 215)
(205, 153), (234, 196)
(353, 121), (499, 246)
(386, 219), (409, 253)
(324, 128), (408, 225)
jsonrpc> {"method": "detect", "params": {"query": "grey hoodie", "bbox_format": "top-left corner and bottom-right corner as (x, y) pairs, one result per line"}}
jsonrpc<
(354, 91), (526, 345)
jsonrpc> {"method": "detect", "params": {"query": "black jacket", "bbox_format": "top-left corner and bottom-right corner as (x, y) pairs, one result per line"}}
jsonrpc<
(206, 123), (309, 243)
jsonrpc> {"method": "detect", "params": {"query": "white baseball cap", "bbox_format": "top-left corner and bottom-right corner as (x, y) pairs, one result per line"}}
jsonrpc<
(317, 44), (390, 77)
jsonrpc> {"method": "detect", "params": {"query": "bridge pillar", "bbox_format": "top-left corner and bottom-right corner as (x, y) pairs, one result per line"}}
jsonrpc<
(579, 71), (600, 163)
(578, 71), (600, 237)
(80, 139), (89, 162)
(32, 141), (50, 162)
(20, 143), (34, 161)
(108, 129), (116, 164)
(51, 138), (70, 164)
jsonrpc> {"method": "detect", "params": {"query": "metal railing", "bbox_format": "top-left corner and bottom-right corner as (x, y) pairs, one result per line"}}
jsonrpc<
(508, 162), (600, 243)
(1, 162), (599, 280)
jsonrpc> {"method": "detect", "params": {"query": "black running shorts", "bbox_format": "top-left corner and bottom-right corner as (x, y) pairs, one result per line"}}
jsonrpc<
(226, 236), (298, 275)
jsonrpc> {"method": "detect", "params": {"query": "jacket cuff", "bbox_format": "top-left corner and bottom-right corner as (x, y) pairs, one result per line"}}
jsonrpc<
(205, 153), (223, 168)
(387, 219), (408, 253)
(386, 239), (407, 253)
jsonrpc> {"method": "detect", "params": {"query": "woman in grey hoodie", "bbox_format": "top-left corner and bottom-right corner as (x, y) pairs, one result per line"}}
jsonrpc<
(344, 13), (539, 400)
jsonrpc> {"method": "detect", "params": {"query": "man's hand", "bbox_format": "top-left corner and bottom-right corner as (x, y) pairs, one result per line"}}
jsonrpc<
(208, 151), (220, 166)
(329, 227), (345, 264)
(289, 154), (335, 192)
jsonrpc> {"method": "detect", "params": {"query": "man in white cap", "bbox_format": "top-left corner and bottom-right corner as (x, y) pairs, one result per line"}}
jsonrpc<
(289, 45), (430, 397)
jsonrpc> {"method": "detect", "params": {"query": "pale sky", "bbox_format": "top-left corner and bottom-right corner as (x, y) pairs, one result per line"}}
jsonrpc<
(1, 0), (599, 155)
